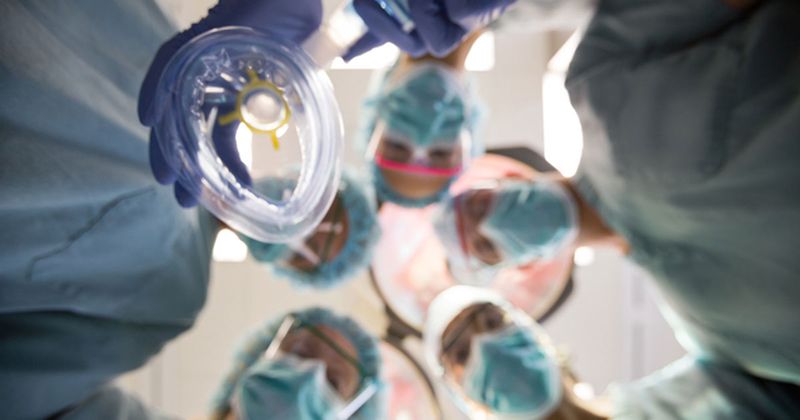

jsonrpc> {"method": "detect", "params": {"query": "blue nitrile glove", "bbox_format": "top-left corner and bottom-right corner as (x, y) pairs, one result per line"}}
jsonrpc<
(138, 0), (323, 207)
(344, 0), (515, 60)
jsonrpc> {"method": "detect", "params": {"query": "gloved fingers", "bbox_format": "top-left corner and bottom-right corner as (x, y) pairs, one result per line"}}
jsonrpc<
(149, 130), (178, 185)
(342, 31), (387, 62)
(352, 0), (426, 56)
(138, 25), (207, 125)
(174, 181), (200, 208)
(203, 0), (323, 45)
(443, 0), (513, 28)
(212, 106), (253, 187)
(409, 0), (468, 57)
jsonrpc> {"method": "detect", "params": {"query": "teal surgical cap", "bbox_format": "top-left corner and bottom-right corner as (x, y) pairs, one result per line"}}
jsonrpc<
(480, 181), (578, 264)
(358, 62), (485, 207)
(463, 326), (562, 417)
(377, 64), (467, 147)
(240, 169), (381, 288)
(211, 307), (383, 420)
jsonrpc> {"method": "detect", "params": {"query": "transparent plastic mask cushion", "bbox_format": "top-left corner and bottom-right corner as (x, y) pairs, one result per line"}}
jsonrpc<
(159, 28), (342, 242)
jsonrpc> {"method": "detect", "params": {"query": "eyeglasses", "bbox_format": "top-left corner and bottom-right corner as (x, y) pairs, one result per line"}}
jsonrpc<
(265, 316), (378, 419)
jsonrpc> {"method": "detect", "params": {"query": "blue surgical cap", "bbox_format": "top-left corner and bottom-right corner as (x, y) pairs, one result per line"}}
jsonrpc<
(377, 65), (467, 147)
(240, 169), (381, 288)
(480, 181), (578, 264)
(210, 307), (384, 420)
(463, 326), (562, 417)
(357, 62), (486, 207)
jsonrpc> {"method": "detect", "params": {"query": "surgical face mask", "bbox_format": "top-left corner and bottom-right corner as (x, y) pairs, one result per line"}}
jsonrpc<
(481, 181), (578, 263)
(461, 326), (562, 418)
(433, 180), (578, 284)
(235, 354), (345, 420)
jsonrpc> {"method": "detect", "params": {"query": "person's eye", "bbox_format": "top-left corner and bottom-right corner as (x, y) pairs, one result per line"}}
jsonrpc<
(485, 313), (503, 330)
(472, 236), (501, 265)
(290, 340), (313, 358)
(474, 237), (495, 255)
(380, 140), (412, 162)
(428, 148), (455, 167)
(455, 345), (470, 365)
(327, 372), (342, 392)
(465, 190), (493, 221)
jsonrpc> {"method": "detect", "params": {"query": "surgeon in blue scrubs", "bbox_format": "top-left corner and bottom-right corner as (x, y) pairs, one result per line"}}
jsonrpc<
(0, 1), (323, 418)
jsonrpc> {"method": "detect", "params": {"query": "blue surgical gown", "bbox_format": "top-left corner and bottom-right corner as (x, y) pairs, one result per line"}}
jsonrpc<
(567, 0), (800, 415)
(0, 1), (217, 419)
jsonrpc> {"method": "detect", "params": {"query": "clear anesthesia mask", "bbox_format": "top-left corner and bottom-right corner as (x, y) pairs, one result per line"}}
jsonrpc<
(150, 1), (414, 243)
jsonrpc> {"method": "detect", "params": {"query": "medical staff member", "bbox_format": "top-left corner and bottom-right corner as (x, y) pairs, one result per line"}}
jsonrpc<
(360, 0), (800, 417)
(428, 285), (800, 419)
(210, 307), (384, 420)
(0, 0), (323, 418)
(425, 286), (605, 420)
(357, 33), (486, 207)
(240, 169), (381, 289)
(566, 0), (800, 405)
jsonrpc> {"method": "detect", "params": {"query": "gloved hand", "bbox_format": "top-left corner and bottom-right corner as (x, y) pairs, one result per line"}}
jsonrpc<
(138, 0), (323, 207)
(344, 0), (515, 61)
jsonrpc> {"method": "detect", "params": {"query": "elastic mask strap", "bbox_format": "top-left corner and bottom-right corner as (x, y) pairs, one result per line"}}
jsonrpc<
(317, 221), (344, 234)
(375, 155), (461, 177)
(318, 199), (345, 264)
(337, 381), (377, 420)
